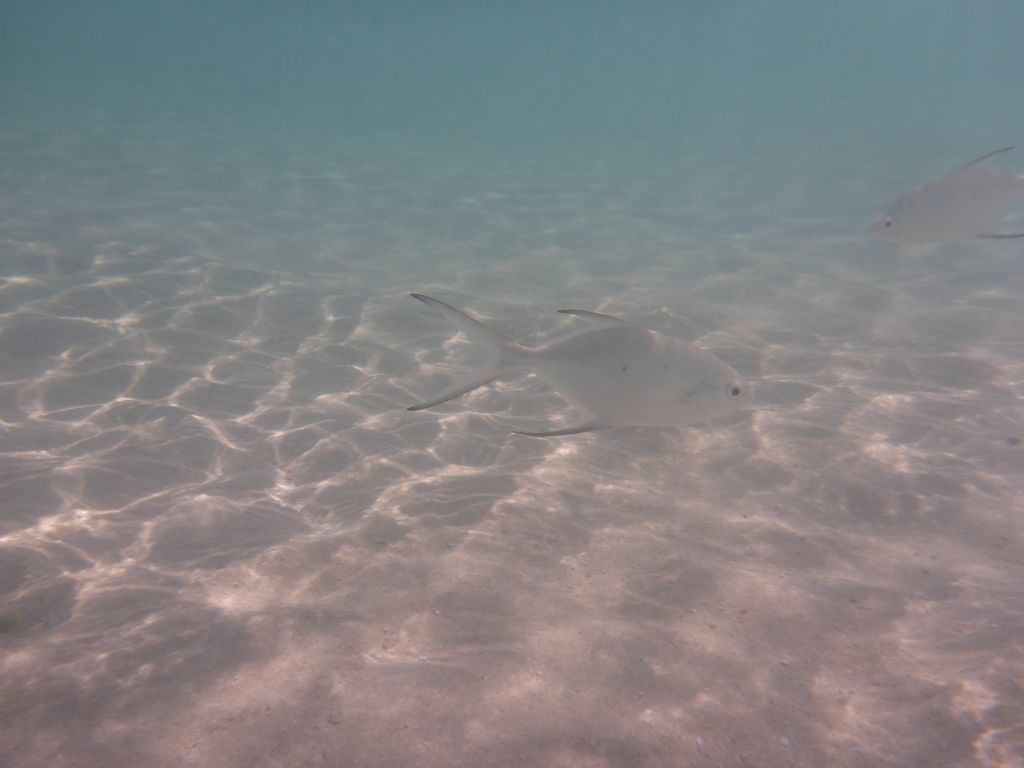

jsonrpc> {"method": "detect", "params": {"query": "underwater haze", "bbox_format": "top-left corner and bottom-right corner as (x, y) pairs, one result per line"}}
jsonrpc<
(2, 1), (1023, 766)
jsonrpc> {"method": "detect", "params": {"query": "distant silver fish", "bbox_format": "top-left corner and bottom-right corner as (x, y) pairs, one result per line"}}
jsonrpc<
(407, 294), (750, 437)
(872, 147), (1024, 243)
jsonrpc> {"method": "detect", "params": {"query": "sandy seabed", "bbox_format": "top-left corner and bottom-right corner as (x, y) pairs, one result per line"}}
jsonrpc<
(1, 108), (1022, 768)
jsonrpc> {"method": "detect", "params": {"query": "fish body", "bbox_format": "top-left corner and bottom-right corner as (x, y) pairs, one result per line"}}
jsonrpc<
(873, 147), (1024, 243)
(407, 294), (749, 436)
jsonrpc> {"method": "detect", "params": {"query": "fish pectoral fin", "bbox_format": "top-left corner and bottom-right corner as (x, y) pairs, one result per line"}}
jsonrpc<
(557, 309), (627, 327)
(961, 146), (1015, 169)
(513, 420), (611, 437)
(977, 232), (1024, 239)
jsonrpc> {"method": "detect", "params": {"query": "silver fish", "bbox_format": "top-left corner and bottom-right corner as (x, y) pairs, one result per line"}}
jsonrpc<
(872, 147), (1024, 243)
(407, 294), (750, 437)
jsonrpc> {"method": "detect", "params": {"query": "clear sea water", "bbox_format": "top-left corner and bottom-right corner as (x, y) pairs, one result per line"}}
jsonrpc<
(1, 2), (1022, 766)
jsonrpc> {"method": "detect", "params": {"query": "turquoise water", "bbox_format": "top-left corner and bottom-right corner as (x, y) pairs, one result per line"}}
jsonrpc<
(1, 3), (1023, 767)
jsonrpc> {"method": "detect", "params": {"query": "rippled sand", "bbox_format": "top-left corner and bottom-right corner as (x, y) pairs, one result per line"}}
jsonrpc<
(1, 108), (1022, 768)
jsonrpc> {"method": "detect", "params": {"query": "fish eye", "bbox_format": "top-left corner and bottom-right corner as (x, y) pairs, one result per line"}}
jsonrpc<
(884, 218), (894, 229)
(730, 386), (741, 397)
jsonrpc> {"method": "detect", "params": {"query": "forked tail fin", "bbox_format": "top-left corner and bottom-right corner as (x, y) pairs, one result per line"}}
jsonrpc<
(407, 294), (521, 411)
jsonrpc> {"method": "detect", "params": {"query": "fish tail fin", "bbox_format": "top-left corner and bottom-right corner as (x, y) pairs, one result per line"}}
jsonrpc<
(407, 294), (524, 411)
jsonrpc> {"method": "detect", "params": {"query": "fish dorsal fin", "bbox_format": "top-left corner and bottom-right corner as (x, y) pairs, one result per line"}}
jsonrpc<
(961, 146), (1015, 169)
(557, 309), (627, 328)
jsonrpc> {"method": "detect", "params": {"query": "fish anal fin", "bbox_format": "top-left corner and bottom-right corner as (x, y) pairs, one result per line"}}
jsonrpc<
(513, 421), (611, 437)
(961, 146), (1015, 169)
(557, 309), (626, 327)
(977, 232), (1024, 239)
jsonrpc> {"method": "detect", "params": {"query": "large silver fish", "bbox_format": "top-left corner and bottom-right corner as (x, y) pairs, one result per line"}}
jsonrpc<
(872, 147), (1024, 243)
(407, 294), (750, 437)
